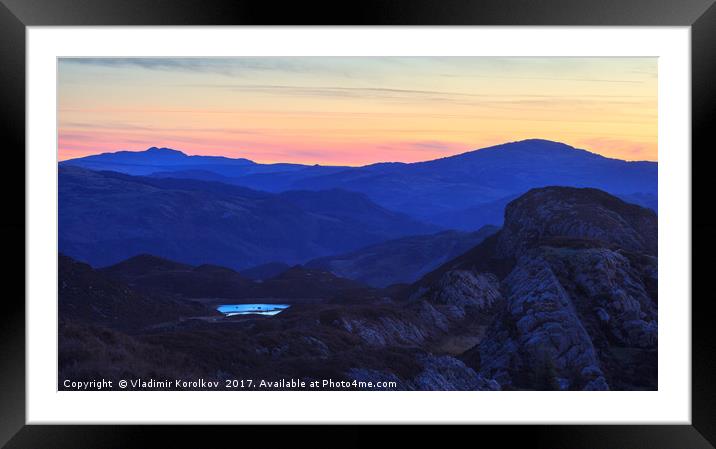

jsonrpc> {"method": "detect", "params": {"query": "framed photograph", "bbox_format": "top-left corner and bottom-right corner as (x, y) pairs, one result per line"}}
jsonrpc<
(2, 0), (714, 447)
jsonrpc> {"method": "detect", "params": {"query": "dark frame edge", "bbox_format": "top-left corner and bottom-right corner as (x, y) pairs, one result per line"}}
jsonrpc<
(0, 0), (715, 26)
(2, 0), (715, 447)
(692, 0), (716, 446)
(2, 425), (716, 449)
(0, 1), (26, 448)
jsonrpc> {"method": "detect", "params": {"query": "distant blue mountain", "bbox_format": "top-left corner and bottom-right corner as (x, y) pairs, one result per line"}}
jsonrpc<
(60, 146), (335, 178)
(305, 225), (500, 287)
(61, 139), (657, 229)
(58, 166), (437, 269)
(60, 147), (252, 174)
(287, 140), (657, 226)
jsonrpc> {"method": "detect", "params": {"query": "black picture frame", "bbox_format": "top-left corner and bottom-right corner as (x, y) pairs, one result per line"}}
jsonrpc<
(1, 0), (714, 447)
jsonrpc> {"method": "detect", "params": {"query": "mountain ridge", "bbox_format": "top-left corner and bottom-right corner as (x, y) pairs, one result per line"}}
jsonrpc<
(60, 139), (656, 230)
(306, 225), (499, 287)
(59, 166), (437, 269)
(61, 138), (657, 168)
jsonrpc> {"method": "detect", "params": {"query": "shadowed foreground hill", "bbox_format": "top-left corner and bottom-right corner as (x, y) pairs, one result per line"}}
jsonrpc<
(59, 253), (495, 390)
(59, 187), (657, 391)
(101, 254), (374, 301)
(58, 254), (205, 332)
(59, 166), (436, 269)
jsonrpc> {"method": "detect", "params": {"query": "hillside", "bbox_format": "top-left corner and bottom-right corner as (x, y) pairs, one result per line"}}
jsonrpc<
(306, 226), (499, 287)
(58, 254), (205, 331)
(101, 254), (373, 301)
(59, 166), (436, 269)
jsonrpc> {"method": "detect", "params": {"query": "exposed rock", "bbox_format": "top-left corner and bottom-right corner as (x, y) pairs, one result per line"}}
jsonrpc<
(583, 376), (610, 391)
(410, 300), (452, 332)
(332, 315), (428, 347)
(497, 187), (657, 258)
(541, 247), (657, 350)
(478, 254), (607, 390)
(425, 270), (502, 312)
(297, 336), (331, 359)
(408, 355), (500, 391)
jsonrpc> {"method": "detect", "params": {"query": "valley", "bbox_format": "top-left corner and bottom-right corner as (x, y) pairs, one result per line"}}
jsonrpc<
(58, 175), (658, 390)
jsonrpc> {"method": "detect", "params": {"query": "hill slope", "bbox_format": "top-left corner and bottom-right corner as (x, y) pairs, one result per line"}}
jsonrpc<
(100, 254), (373, 301)
(59, 166), (436, 269)
(58, 254), (204, 331)
(306, 226), (499, 287)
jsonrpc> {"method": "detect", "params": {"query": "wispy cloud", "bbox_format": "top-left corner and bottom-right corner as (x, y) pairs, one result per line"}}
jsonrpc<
(188, 84), (493, 100)
(439, 74), (645, 84)
(59, 57), (337, 76)
(60, 121), (271, 136)
(185, 84), (655, 113)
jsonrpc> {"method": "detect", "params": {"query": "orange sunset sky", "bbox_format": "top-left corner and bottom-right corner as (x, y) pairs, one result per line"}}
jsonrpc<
(58, 57), (657, 165)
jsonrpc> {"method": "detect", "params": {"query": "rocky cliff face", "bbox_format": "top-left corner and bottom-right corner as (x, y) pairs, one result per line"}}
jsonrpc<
(423, 270), (502, 312)
(416, 186), (658, 390)
(476, 254), (609, 390)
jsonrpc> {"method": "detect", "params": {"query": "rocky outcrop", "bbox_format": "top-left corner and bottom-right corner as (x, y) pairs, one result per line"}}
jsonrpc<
(477, 254), (608, 390)
(541, 247), (657, 350)
(347, 354), (500, 391)
(406, 267), (505, 336)
(330, 312), (429, 347)
(424, 270), (502, 312)
(409, 355), (500, 391)
(446, 187), (658, 390)
(497, 187), (657, 258)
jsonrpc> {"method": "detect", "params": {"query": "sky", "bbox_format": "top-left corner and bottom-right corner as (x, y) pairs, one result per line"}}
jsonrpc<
(58, 57), (657, 165)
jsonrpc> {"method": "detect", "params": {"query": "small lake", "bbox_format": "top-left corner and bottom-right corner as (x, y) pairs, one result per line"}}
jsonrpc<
(216, 304), (290, 317)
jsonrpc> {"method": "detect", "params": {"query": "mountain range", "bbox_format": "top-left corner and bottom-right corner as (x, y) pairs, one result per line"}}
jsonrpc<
(61, 139), (657, 230)
(59, 166), (435, 269)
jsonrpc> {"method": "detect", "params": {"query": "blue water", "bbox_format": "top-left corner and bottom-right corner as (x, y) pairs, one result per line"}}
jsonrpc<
(216, 304), (290, 317)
